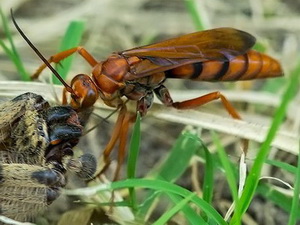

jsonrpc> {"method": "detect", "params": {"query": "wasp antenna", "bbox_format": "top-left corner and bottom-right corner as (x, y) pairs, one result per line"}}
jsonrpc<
(10, 9), (76, 96)
(82, 108), (120, 135)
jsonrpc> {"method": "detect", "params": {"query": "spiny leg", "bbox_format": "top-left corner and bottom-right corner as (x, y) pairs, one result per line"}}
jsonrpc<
(31, 47), (98, 79)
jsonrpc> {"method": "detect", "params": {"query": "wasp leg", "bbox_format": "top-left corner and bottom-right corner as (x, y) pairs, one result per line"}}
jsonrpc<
(113, 111), (135, 181)
(96, 105), (136, 180)
(31, 46), (98, 79)
(136, 91), (154, 116)
(155, 85), (241, 119)
(98, 105), (126, 174)
(155, 85), (248, 152)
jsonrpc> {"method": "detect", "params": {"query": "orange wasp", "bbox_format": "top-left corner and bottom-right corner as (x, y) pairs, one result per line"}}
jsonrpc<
(12, 13), (283, 179)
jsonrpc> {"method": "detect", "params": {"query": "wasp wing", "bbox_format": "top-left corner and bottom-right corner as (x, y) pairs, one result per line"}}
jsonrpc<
(121, 28), (256, 60)
(121, 28), (256, 79)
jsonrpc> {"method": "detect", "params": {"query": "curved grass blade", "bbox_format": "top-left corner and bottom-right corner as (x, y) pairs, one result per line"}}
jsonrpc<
(53, 20), (85, 84)
(166, 192), (207, 225)
(231, 58), (300, 224)
(127, 113), (141, 210)
(201, 141), (214, 204)
(256, 182), (300, 219)
(65, 179), (227, 225)
(153, 193), (199, 225)
(212, 131), (238, 207)
(0, 8), (29, 81)
(288, 140), (300, 225)
(136, 130), (201, 220)
(266, 158), (297, 174)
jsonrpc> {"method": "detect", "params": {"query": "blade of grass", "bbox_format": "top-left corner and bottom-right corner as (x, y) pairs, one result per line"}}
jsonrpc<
(0, 8), (29, 80)
(262, 77), (287, 93)
(256, 182), (300, 219)
(184, 0), (206, 30)
(0, 38), (14, 58)
(127, 113), (141, 210)
(94, 200), (131, 207)
(166, 193), (207, 225)
(190, 134), (299, 218)
(137, 130), (201, 221)
(253, 42), (267, 53)
(211, 131), (238, 204)
(66, 179), (227, 225)
(153, 193), (199, 225)
(266, 158), (297, 174)
(201, 142), (214, 204)
(288, 140), (300, 225)
(195, 140), (300, 219)
(155, 130), (200, 181)
(231, 58), (300, 224)
(53, 21), (85, 84)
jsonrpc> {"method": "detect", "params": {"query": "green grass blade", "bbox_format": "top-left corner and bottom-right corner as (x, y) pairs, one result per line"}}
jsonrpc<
(0, 40), (13, 58)
(288, 140), (300, 225)
(155, 130), (200, 181)
(201, 142), (214, 204)
(0, 8), (29, 80)
(137, 130), (201, 219)
(68, 179), (227, 225)
(166, 193), (207, 225)
(231, 58), (300, 224)
(262, 77), (287, 93)
(127, 113), (141, 210)
(212, 132), (238, 203)
(253, 42), (267, 53)
(118, 179), (227, 225)
(197, 141), (299, 219)
(184, 0), (206, 30)
(256, 182), (300, 218)
(53, 21), (85, 84)
(266, 158), (297, 174)
(153, 193), (199, 225)
(127, 113), (141, 178)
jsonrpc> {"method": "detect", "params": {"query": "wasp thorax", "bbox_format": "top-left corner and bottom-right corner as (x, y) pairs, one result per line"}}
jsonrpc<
(92, 59), (126, 97)
(102, 56), (129, 82)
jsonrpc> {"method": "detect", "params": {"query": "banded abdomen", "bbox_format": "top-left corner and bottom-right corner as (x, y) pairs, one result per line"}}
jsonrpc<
(165, 50), (283, 81)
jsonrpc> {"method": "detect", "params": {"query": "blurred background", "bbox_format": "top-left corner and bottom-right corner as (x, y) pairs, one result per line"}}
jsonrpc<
(0, 0), (299, 224)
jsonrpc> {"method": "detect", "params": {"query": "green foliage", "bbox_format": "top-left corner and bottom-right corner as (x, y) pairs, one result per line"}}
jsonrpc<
(53, 21), (85, 84)
(0, 8), (29, 81)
